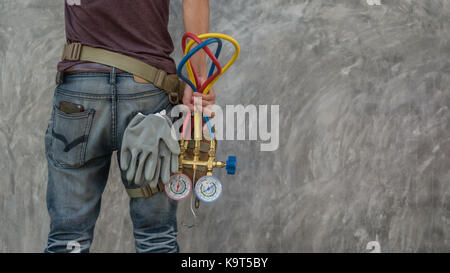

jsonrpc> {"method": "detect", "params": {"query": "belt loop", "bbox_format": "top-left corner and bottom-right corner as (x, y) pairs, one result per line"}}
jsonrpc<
(55, 71), (63, 85)
(110, 67), (116, 84)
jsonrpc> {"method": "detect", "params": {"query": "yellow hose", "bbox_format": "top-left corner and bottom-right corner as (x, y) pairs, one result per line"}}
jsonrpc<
(184, 33), (240, 95)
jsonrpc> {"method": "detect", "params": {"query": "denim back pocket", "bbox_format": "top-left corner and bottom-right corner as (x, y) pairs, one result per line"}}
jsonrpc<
(49, 105), (95, 168)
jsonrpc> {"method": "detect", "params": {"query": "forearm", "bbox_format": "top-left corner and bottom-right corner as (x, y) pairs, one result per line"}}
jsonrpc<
(182, 0), (210, 77)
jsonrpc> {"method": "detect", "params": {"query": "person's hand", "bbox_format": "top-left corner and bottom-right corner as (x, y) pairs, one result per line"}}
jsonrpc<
(182, 76), (216, 117)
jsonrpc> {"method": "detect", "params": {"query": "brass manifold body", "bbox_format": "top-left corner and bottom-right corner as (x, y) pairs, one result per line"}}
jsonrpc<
(178, 111), (226, 177)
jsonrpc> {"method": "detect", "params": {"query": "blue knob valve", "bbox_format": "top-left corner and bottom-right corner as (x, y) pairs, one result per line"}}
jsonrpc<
(226, 156), (237, 175)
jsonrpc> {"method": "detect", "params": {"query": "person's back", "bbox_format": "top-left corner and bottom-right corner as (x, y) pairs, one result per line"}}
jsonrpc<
(59, 0), (176, 73)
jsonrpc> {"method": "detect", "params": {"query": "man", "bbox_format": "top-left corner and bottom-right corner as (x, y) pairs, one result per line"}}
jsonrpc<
(44, 0), (215, 253)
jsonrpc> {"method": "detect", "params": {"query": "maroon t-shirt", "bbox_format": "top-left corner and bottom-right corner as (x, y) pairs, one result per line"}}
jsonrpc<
(58, 0), (176, 74)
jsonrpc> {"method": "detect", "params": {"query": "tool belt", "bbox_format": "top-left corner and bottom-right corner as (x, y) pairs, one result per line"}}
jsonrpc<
(126, 180), (165, 199)
(61, 43), (184, 104)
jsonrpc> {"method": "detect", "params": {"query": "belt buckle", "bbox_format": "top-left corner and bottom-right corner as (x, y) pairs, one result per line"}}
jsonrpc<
(62, 43), (82, 61)
(140, 185), (152, 198)
(169, 80), (184, 104)
(140, 184), (161, 198)
(169, 92), (180, 104)
(154, 70), (167, 89)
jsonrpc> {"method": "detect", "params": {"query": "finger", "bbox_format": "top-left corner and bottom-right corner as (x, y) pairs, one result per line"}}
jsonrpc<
(193, 88), (215, 99)
(182, 85), (193, 104)
(119, 148), (131, 171)
(202, 88), (216, 102)
(182, 94), (192, 106)
(170, 154), (178, 174)
(192, 97), (214, 107)
(149, 158), (161, 188)
(134, 152), (148, 185)
(203, 107), (215, 118)
(162, 137), (180, 155)
(205, 104), (215, 115)
(126, 149), (139, 182)
(160, 151), (170, 184)
(144, 152), (158, 181)
(184, 101), (195, 112)
(192, 93), (216, 106)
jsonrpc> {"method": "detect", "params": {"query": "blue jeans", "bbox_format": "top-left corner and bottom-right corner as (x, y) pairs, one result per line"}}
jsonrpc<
(44, 68), (179, 253)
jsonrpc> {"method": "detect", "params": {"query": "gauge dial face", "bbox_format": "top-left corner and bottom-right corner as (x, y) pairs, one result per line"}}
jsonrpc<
(165, 173), (192, 201)
(194, 176), (222, 203)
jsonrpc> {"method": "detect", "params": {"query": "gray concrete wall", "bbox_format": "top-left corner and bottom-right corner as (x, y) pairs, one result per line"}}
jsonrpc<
(0, 0), (449, 252)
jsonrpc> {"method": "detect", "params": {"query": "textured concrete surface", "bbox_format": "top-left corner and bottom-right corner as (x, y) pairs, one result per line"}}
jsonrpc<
(1, 0), (449, 252)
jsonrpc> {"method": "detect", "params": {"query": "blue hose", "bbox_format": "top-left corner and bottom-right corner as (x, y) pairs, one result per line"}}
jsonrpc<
(177, 38), (222, 92)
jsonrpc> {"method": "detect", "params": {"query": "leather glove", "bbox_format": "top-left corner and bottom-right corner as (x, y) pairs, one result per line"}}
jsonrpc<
(120, 110), (180, 185)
